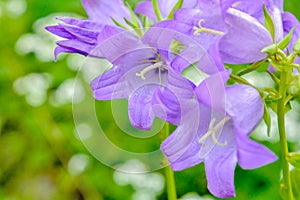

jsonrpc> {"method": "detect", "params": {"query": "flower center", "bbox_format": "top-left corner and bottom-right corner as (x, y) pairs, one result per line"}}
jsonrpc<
(193, 19), (225, 36)
(136, 54), (168, 84)
(198, 116), (230, 146)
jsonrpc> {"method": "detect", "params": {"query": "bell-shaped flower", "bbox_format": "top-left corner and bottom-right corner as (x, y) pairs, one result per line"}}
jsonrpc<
(161, 71), (278, 198)
(90, 26), (220, 130)
(46, 0), (140, 59)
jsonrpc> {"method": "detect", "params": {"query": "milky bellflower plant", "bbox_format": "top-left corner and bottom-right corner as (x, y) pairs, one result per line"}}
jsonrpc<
(46, 0), (300, 199)
(146, 0), (300, 65)
(161, 71), (277, 198)
(46, 0), (220, 130)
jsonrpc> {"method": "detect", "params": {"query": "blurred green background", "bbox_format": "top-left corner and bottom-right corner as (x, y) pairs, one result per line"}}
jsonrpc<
(0, 0), (300, 199)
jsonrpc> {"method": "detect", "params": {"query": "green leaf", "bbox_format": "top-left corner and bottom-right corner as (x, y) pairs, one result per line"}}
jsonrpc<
(111, 17), (129, 30)
(263, 101), (271, 136)
(152, 0), (163, 21)
(278, 27), (295, 50)
(263, 4), (276, 43)
(287, 153), (300, 169)
(123, 17), (143, 36)
(261, 43), (277, 55)
(182, 63), (209, 85)
(294, 37), (300, 53)
(167, 0), (183, 19)
(125, 1), (140, 28)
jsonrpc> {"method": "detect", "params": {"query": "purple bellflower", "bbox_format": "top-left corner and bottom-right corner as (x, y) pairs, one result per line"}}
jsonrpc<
(46, 0), (222, 130)
(90, 26), (222, 130)
(161, 71), (278, 198)
(145, 0), (300, 65)
(46, 0), (140, 59)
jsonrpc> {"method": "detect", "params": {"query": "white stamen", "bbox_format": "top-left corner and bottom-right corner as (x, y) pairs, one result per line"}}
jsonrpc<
(136, 62), (168, 83)
(199, 117), (230, 146)
(193, 19), (225, 36)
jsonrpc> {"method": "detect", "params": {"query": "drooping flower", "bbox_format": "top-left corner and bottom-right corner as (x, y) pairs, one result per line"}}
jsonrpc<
(46, 0), (141, 59)
(90, 26), (220, 130)
(145, 0), (300, 65)
(46, 0), (225, 130)
(161, 71), (278, 198)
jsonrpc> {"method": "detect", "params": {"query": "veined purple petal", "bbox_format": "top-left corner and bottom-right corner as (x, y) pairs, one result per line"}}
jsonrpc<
(46, 25), (75, 39)
(237, 133), (277, 169)
(225, 84), (264, 136)
(282, 12), (300, 51)
(95, 26), (155, 68)
(62, 24), (99, 44)
(195, 70), (230, 112)
(220, 8), (273, 64)
(91, 66), (130, 100)
(152, 87), (181, 126)
(205, 148), (237, 198)
(152, 68), (195, 125)
(161, 100), (203, 170)
(46, 17), (104, 58)
(56, 39), (95, 57)
(81, 0), (132, 26)
(91, 62), (164, 101)
(54, 46), (79, 60)
(56, 17), (103, 30)
(135, 1), (156, 20)
(128, 84), (157, 130)
(204, 122), (237, 198)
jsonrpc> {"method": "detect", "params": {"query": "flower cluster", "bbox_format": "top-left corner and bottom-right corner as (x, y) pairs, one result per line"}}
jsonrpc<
(46, 0), (300, 198)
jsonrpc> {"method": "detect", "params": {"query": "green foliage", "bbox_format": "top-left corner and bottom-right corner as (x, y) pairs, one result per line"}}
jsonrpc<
(0, 0), (299, 200)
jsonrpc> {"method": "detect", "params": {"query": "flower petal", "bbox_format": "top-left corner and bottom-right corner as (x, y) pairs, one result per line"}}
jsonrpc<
(205, 131), (237, 199)
(152, 68), (195, 125)
(205, 150), (237, 198)
(95, 26), (155, 67)
(220, 8), (273, 64)
(128, 84), (157, 130)
(161, 100), (204, 170)
(134, 1), (156, 20)
(81, 0), (131, 26)
(90, 66), (130, 100)
(56, 39), (95, 57)
(225, 84), (264, 136)
(237, 133), (278, 169)
(195, 70), (230, 113)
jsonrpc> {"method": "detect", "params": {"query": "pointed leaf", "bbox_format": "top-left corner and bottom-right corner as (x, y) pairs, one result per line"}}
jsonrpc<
(152, 0), (163, 21)
(278, 27), (295, 50)
(111, 17), (129, 30)
(125, 1), (140, 28)
(287, 153), (300, 169)
(167, 0), (183, 19)
(294, 37), (300, 53)
(261, 43), (277, 55)
(263, 4), (276, 43)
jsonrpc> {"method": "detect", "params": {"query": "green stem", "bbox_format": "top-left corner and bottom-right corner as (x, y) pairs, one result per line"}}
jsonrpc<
(277, 71), (294, 200)
(163, 123), (177, 200)
(236, 59), (267, 76)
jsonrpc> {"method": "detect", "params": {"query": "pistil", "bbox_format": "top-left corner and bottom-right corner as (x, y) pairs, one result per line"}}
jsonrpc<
(198, 117), (230, 146)
(193, 19), (224, 36)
